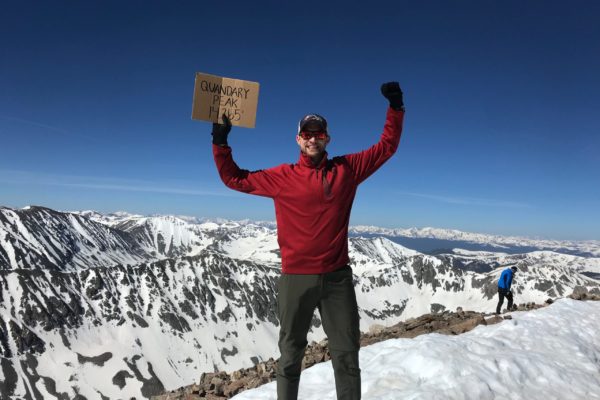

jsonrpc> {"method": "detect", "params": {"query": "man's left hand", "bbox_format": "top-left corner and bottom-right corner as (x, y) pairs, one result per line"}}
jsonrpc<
(381, 82), (404, 111)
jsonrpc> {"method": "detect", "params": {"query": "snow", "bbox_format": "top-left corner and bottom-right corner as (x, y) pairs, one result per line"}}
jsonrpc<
(198, 221), (220, 230)
(68, 214), (96, 244)
(232, 299), (600, 400)
(221, 226), (280, 264)
(350, 225), (600, 257)
(0, 229), (18, 268)
(2, 207), (600, 398)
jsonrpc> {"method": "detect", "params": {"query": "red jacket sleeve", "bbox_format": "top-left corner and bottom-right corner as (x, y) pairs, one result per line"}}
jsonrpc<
(344, 107), (404, 184)
(213, 144), (283, 198)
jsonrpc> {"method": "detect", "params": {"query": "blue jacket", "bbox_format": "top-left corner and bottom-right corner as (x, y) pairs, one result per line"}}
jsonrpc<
(498, 268), (514, 290)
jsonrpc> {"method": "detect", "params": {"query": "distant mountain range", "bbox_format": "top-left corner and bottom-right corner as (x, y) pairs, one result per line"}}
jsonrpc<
(348, 225), (600, 258)
(1, 205), (599, 399)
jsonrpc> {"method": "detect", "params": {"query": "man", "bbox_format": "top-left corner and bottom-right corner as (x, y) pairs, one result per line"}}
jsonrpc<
(211, 82), (405, 400)
(496, 266), (518, 314)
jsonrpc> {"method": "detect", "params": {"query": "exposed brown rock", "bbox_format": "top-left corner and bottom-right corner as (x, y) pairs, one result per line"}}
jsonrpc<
(569, 286), (600, 301)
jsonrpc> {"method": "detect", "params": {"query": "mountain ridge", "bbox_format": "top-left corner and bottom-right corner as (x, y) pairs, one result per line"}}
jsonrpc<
(1, 205), (599, 399)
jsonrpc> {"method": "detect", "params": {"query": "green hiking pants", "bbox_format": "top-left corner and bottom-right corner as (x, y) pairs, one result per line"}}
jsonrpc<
(276, 265), (361, 400)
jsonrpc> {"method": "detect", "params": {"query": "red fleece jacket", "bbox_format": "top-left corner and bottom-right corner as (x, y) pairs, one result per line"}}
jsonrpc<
(213, 107), (404, 274)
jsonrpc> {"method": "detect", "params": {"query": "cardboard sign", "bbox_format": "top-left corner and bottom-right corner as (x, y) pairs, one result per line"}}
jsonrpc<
(191, 72), (260, 128)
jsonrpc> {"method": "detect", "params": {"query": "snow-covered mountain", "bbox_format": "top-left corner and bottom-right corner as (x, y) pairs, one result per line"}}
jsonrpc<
(1, 205), (599, 399)
(350, 225), (600, 257)
(0, 206), (147, 271)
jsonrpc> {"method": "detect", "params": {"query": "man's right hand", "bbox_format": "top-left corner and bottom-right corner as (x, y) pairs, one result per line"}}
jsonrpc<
(212, 113), (232, 146)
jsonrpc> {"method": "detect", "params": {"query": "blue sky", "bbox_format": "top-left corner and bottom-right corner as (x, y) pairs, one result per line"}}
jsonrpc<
(1, 1), (599, 240)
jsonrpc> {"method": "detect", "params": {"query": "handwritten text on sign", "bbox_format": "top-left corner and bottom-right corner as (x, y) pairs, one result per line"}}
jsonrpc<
(191, 72), (260, 128)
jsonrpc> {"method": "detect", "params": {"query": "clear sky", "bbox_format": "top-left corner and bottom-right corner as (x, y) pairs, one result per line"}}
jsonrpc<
(1, 0), (599, 240)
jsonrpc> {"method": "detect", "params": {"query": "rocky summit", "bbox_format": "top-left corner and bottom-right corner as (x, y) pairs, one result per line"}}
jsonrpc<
(1, 205), (599, 399)
(151, 296), (599, 400)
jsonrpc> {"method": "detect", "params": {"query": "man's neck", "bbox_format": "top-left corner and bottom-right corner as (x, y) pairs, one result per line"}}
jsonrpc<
(310, 153), (325, 166)
(299, 150), (327, 168)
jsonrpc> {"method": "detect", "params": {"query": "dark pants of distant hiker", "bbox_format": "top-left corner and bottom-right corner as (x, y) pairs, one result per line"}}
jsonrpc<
(277, 265), (361, 400)
(496, 288), (513, 314)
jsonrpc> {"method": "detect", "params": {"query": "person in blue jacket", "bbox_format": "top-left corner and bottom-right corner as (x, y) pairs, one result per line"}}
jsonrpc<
(496, 266), (518, 314)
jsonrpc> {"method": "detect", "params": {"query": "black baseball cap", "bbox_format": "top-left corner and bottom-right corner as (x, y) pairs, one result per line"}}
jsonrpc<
(298, 114), (327, 134)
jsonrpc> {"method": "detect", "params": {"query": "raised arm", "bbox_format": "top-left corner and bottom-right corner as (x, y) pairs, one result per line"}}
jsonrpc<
(344, 82), (405, 184)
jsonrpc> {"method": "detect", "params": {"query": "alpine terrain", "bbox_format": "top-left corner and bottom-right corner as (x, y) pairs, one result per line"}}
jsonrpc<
(1, 205), (599, 399)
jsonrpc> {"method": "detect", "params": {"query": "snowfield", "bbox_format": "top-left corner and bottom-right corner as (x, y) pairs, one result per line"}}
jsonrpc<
(232, 299), (600, 400)
(1, 207), (599, 399)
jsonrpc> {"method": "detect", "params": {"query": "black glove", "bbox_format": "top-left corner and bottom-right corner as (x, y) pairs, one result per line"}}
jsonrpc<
(212, 113), (232, 146)
(381, 82), (404, 111)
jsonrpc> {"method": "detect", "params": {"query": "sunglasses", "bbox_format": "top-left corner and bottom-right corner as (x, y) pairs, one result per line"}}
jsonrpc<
(299, 131), (328, 140)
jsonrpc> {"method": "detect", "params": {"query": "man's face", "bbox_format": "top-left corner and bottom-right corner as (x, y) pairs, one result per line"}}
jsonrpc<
(296, 122), (330, 159)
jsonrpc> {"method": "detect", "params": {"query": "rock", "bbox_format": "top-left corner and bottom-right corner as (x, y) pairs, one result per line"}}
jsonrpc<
(439, 314), (486, 335)
(209, 376), (226, 395)
(230, 370), (243, 381)
(570, 286), (589, 300)
(223, 380), (245, 397)
(368, 324), (385, 334)
(485, 315), (504, 325)
(204, 395), (226, 400)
